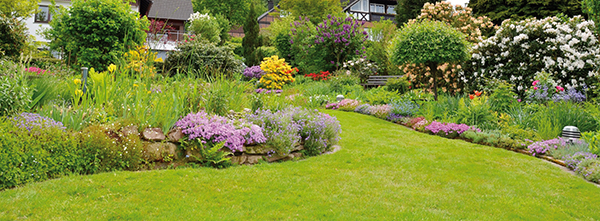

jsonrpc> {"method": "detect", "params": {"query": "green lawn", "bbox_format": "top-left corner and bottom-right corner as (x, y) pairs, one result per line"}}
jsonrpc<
(1, 110), (599, 220)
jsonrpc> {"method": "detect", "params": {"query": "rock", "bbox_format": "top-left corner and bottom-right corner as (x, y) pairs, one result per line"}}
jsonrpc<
(266, 154), (292, 163)
(121, 125), (139, 137)
(144, 142), (178, 162)
(167, 127), (184, 143)
(143, 128), (165, 141)
(230, 155), (247, 165)
(245, 144), (274, 154)
(291, 152), (303, 159)
(245, 155), (263, 164)
(292, 144), (304, 152)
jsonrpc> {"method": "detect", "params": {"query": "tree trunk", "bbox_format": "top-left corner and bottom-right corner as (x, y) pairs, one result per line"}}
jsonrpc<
(427, 62), (439, 101)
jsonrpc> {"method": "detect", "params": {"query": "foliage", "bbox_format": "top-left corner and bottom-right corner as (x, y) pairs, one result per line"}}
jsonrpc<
(425, 121), (481, 138)
(462, 16), (600, 96)
(176, 111), (266, 152)
(327, 73), (360, 93)
(400, 2), (495, 95)
(278, 0), (342, 24)
(364, 86), (401, 105)
(488, 81), (518, 112)
(0, 60), (32, 116)
(531, 101), (599, 140)
(243, 4), (261, 66)
(394, 0), (436, 26)
(78, 124), (144, 173)
(365, 19), (400, 76)
(0, 0), (39, 18)
(258, 55), (296, 89)
(188, 12), (221, 43)
(390, 20), (470, 100)
(0, 14), (28, 58)
(368, 104), (391, 119)
(455, 96), (497, 130)
(0, 114), (78, 190)
(164, 38), (244, 76)
(385, 77), (411, 94)
(122, 46), (160, 78)
(468, 0), (584, 24)
(44, 0), (148, 71)
(582, 0), (600, 35)
(389, 99), (419, 117)
(527, 137), (577, 156)
(582, 131), (600, 155)
(186, 140), (232, 168)
(192, 0), (256, 26)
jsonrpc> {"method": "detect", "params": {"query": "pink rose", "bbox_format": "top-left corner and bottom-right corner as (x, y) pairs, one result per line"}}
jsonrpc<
(532, 80), (539, 86)
(534, 86), (538, 90)
(556, 86), (564, 92)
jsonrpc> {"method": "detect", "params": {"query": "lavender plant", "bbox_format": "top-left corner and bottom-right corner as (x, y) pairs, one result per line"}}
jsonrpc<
(10, 112), (66, 132)
(243, 65), (266, 80)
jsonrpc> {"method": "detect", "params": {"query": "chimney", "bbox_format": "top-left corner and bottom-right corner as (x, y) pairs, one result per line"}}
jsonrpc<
(268, 0), (274, 10)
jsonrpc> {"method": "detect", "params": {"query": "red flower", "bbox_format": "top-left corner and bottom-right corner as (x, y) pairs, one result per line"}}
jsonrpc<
(469, 94), (474, 100)
(474, 90), (482, 96)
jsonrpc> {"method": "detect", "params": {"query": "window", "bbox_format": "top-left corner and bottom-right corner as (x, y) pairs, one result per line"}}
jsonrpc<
(387, 5), (396, 14)
(35, 5), (51, 23)
(370, 3), (385, 13)
(351, 0), (369, 12)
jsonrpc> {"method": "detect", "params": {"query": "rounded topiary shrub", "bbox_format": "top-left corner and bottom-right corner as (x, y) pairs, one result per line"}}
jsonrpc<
(461, 16), (600, 95)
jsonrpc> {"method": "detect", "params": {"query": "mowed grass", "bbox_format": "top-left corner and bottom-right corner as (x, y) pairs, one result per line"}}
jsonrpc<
(1, 110), (599, 220)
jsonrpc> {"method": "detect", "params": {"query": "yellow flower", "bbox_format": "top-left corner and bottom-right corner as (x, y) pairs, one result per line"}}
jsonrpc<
(154, 57), (163, 62)
(108, 64), (116, 73)
(73, 79), (81, 85)
(75, 89), (83, 97)
(133, 84), (139, 87)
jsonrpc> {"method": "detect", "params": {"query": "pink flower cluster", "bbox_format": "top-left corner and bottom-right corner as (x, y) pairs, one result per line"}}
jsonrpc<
(25, 67), (51, 76)
(175, 111), (267, 152)
(424, 121), (481, 138)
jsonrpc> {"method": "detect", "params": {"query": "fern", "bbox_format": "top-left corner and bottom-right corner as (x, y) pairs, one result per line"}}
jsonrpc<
(188, 139), (232, 168)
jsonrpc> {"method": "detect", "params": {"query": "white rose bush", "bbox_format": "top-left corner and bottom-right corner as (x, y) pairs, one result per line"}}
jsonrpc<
(461, 16), (600, 95)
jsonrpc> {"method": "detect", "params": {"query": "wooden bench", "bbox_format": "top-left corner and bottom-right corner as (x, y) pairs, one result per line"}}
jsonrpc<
(361, 75), (404, 87)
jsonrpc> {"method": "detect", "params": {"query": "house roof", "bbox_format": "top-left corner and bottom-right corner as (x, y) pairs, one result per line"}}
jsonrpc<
(147, 0), (194, 21)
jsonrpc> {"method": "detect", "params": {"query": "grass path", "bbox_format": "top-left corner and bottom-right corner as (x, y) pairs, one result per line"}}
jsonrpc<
(1, 111), (599, 220)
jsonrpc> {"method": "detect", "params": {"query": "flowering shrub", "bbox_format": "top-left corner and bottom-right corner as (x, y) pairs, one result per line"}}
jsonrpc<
(247, 107), (341, 156)
(305, 71), (331, 81)
(401, 1), (496, 94)
(369, 104), (391, 119)
(355, 104), (371, 115)
(175, 111), (267, 152)
(25, 67), (51, 76)
(291, 15), (368, 73)
(325, 99), (360, 111)
(342, 57), (378, 83)
(411, 118), (431, 131)
(258, 56), (296, 90)
(10, 113), (65, 132)
(255, 88), (283, 94)
(388, 99), (419, 117)
(527, 137), (580, 156)
(424, 121), (481, 138)
(524, 71), (587, 103)
(243, 65), (266, 80)
(462, 16), (600, 95)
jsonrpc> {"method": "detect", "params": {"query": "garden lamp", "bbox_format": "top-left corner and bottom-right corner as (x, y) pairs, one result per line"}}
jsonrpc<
(81, 67), (89, 94)
(336, 95), (344, 102)
(562, 126), (581, 143)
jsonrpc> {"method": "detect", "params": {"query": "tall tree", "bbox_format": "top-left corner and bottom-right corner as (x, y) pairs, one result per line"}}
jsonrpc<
(0, 0), (40, 19)
(582, 0), (600, 35)
(279, 0), (342, 24)
(242, 4), (260, 66)
(192, 0), (267, 26)
(394, 0), (436, 27)
(469, 0), (584, 25)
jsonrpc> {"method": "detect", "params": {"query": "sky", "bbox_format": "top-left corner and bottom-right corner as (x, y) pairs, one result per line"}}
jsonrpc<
(446, 0), (470, 7)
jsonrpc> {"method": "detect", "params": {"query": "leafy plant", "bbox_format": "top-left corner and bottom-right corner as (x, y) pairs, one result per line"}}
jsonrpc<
(185, 140), (233, 169)
(385, 77), (410, 94)
(0, 14), (28, 58)
(390, 20), (470, 100)
(164, 38), (244, 76)
(0, 60), (33, 116)
(188, 12), (222, 43)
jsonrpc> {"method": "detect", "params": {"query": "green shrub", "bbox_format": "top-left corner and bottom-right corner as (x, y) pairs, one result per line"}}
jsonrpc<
(0, 14), (28, 58)
(385, 77), (410, 94)
(364, 86), (401, 105)
(532, 102), (599, 140)
(242, 4), (261, 66)
(328, 73), (360, 93)
(44, 0), (148, 71)
(188, 12), (222, 43)
(0, 114), (79, 190)
(252, 46), (278, 63)
(0, 60), (33, 116)
(455, 96), (497, 130)
(488, 81), (518, 112)
(164, 39), (244, 76)
(78, 124), (144, 174)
